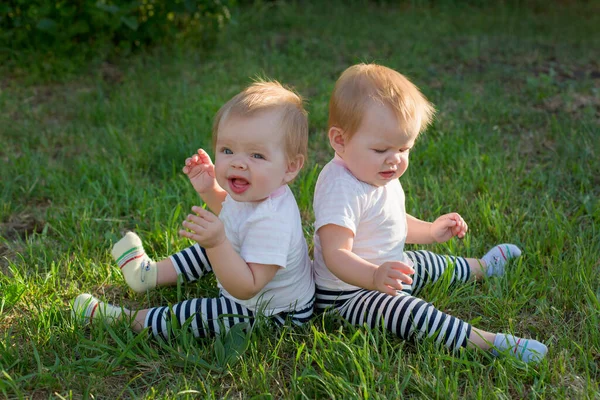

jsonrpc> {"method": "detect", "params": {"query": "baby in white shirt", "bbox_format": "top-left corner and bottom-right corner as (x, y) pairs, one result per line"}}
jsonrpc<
(73, 80), (315, 338)
(313, 63), (547, 363)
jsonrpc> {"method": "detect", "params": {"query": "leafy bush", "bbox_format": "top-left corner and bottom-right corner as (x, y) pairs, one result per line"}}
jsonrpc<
(0, 0), (235, 73)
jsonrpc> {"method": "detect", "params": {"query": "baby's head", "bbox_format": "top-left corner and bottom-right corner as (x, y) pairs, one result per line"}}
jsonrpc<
(328, 63), (435, 186)
(212, 80), (308, 202)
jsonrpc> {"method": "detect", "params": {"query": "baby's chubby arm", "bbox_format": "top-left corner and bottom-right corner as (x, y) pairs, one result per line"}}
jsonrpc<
(183, 148), (228, 214)
(318, 224), (414, 296)
(406, 213), (468, 244)
(180, 206), (279, 299)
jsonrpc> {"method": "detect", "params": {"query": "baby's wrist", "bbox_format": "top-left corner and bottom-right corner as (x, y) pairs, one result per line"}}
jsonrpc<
(196, 181), (218, 195)
(204, 232), (227, 249)
(428, 223), (438, 243)
(371, 269), (378, 291)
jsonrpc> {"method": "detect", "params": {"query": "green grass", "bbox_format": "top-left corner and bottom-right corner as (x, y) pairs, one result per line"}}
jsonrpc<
(1, 1), (600, 398)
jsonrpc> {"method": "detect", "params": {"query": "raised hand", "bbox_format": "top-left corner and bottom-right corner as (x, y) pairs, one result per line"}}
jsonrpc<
(179, 206), (226, 249)
(430, 212), (468, 243)
(183, 149), (217, 195)
(372, 260), (414, 296)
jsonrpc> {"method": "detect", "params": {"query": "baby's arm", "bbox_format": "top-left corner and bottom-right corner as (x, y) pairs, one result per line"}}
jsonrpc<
(180, 206), (279, 299)
(406, 213), (468, 244)
(318, 224), (414, 296)
(183, 149), (228, 214)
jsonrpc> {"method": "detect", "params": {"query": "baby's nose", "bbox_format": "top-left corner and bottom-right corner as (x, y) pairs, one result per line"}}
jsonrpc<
(231, 157), (247, 169)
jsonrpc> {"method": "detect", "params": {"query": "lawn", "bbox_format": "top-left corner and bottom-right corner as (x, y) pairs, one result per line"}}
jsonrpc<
(1, 1), (599, 398)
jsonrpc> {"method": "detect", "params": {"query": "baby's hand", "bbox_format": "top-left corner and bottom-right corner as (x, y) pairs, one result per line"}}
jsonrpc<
(431, 213), (468, 243)
(179, 206), (226, 249)
(183, 149), (216, 195)
(373, 261), (414, 296)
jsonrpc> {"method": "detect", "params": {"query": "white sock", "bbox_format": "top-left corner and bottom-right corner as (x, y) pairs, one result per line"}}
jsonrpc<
(72, 294), (126, 325)
(111, 232), (157, 293)
(482, 244), (522, 277)
(492, 333), (548, 363)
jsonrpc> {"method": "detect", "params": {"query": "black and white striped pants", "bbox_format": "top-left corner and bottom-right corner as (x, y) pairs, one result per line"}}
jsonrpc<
(143, 244), (314, 340)
(315, 250), (473, 351)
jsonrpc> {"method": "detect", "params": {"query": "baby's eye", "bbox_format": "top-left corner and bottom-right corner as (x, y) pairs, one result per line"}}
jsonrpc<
(252, 153), (265, 160)
(222, 148), (233, 155)
(373, 149), (387, 154)
(399, 148), (411, 153)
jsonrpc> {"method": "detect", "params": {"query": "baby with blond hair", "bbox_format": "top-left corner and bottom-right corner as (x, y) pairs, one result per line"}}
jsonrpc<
(74, 80), (315, 338)
(313, 63), (547, 363)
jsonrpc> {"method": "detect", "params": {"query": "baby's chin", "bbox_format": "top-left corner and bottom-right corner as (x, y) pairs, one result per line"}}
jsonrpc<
(226, 190), (270, 203)
(353, 173), (384, 187)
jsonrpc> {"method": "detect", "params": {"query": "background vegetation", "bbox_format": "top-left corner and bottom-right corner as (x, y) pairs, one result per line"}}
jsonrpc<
(1, 0), (599, 398)
(1, 0), (234, 80)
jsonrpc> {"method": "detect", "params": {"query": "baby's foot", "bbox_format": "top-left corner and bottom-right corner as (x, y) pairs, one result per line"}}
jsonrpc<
(112, 232), (157, 293)
(72, 293), (124, 325)
(492, 333), (547, 363)
(482, 244), (522, 277)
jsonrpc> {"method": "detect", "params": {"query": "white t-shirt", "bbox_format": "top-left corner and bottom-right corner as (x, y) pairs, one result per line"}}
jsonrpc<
(313, 155), (408, 291)
(218, 185), (314, 314)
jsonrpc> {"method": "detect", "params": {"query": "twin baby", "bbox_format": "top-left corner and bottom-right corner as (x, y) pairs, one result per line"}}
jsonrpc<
(73, 63), (548, 363)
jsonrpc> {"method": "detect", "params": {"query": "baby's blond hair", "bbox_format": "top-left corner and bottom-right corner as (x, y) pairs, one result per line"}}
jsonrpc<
(329, 63), (435, 139)
(213, 80), (308, 164)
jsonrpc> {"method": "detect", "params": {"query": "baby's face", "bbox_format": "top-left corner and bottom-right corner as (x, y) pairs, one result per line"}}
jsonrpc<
(339, 102), (417, 187)
(214, 109), (291, 202)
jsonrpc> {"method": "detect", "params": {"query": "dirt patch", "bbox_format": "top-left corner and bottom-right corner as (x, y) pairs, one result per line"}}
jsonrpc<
(5, 61), (123, 125)
(0, 208), (48, 242)
(526, 59), (600, 124)
(508, 384), (533, 399)
(29, 391), (54, 400)
(101, 61), (124, 85)
(6, 84), (73, 126)
(0, 241), (25, 276)
(1, 73), (16, 91)
(437, 48), (600, 87)
(0, 199), (52, 272)
(538, 92), (600, 122)
(559, 367), (588, 398)
(531, 57), (600, 84)
(265, 33), (289, 52)
(515, 129), (556, 163)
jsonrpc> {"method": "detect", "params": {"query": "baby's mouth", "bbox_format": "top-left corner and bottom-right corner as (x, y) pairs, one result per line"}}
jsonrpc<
(379, 171), (396, 179)
(228, 177), (250, 194)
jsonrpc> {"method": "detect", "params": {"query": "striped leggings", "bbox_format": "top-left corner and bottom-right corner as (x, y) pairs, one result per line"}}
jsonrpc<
(144, 244), (314, 340)
(315, 250), (473, 351)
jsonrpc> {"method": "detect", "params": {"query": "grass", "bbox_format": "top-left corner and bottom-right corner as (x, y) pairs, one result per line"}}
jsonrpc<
(1, 0), (599, 398)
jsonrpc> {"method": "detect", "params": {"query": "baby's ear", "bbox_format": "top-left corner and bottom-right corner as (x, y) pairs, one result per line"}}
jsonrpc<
(328, 126), (345, 153)
(284, 154), (305, 183)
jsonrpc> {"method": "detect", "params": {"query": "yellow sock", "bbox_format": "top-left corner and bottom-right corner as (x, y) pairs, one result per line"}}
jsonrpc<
(111, 232), (157, 293)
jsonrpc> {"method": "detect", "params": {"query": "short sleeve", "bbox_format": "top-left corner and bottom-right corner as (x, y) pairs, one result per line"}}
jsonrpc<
(314, 177), (362, 235)
(239, 211), (291, 268)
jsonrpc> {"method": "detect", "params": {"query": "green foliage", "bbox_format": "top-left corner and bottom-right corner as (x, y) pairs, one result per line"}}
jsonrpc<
(1, 0), (234, 74)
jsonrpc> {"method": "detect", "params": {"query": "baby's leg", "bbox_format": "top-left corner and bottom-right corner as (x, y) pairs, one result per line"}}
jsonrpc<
(112, 232), (213, 293)
(335, 290), (547, 363)
(404, 250), (471, 296)
(340, 289), (471, 351)
(405, 244), (523, 293)
(72, 293), (255, 339)
(143, 296), (254, 339)
(168, 244), (214, 284)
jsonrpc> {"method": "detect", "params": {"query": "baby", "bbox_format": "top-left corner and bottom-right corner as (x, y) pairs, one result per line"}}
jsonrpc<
(73, 80), (315, 338)
(312, 63), (547, 363)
